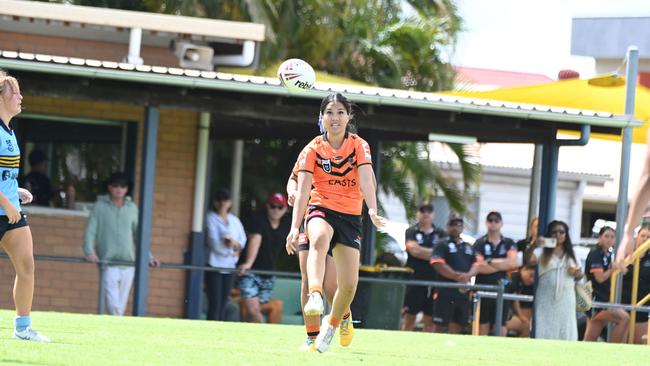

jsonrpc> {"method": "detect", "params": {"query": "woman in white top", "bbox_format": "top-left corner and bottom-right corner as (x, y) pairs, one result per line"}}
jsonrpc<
(205, 188), (246, 321)
(529, 220), (584, 340)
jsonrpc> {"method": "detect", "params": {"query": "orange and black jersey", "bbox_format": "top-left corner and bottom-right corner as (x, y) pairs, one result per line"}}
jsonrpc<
(297, 132), (372, 216)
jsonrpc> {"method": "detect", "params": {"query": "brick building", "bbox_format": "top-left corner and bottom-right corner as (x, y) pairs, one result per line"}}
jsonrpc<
(0, 1), (635, 321)
(0, 0), (263, 317)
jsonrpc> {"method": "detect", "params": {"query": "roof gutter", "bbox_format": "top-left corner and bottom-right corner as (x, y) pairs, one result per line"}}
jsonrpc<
(557, 123), (591, 146)
(0, 58), (641, 130)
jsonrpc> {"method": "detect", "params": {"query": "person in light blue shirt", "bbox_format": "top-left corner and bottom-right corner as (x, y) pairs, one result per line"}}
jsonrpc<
(205, 188), (246, 321)
(0, 71), (50, 342)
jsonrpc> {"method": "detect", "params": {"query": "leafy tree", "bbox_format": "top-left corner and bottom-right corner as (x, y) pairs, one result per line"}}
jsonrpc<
(57, 0), (479, 220)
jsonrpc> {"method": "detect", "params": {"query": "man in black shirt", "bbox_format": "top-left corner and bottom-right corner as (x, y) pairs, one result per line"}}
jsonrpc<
(473, 211), (517, 336)
(401, 202), (447, 332)
(430, 215), (480, 334)
(584, 226), (629, 343)
(238, 193), (291, 322)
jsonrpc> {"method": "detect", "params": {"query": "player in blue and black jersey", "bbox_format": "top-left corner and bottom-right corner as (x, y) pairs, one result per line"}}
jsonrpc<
(0, 70), (50, 342)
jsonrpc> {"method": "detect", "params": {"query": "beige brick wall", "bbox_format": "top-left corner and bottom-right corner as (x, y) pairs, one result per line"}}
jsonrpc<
(0, 95), (198, 317)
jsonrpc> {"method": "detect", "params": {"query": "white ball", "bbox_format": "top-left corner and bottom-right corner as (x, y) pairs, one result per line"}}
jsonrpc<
(277, 58), (316, 93)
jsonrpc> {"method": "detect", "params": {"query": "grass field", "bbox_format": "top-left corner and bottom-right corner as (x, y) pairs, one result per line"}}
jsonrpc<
(0, 310), (648, 366)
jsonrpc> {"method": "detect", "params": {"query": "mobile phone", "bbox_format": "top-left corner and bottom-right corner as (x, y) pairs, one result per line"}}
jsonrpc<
(540, 237), (557, 248)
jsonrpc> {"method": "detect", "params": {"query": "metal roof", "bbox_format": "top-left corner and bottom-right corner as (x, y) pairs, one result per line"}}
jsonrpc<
(0, 50), (641, 130)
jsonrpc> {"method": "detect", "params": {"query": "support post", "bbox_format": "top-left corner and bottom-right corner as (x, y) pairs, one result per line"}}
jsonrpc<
(230, 140), (244, 216)
(127, 28), (144, 65)
(614, 46), (639, 306)
(526, 144), (542, 236)
(185, 112), (211, 319)
(133, 106), (159, 316)
(361, 138), (382, 265)
(494, 279), (505, 337)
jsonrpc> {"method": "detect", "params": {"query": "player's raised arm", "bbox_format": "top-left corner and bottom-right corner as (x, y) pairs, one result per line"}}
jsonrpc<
(617, 141), (650, 268)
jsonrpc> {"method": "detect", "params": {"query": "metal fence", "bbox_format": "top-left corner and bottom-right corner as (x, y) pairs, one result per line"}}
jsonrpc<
(3, 253), (649, 342)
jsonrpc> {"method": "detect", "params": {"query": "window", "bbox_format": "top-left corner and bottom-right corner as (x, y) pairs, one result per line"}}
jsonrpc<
(15, 114), (137, 209)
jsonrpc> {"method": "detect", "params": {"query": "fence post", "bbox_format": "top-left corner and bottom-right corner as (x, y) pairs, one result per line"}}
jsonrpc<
(472, 294), (481, 336)
(493, 279), (505, 336)
(97, 262), (106, 314)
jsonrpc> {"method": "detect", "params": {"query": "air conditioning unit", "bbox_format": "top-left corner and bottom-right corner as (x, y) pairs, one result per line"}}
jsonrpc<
(173, 41), (214, 71)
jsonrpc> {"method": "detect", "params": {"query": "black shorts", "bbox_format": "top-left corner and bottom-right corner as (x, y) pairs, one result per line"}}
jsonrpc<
(622, 293), (650, 323)
(634, 310), (650, 323)
(433, 288), (471, 326)
(403, 285), (434, 316)
(305, 205), (362, 251)
(0, 212), (28, 240)
(478, 298), (509, 325)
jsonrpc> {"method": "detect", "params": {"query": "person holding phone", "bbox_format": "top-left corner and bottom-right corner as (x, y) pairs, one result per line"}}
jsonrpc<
(529, 220), (583, 340)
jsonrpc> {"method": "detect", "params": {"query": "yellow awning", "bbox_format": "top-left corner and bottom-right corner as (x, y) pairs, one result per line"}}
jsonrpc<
(449, 78), (650, 144)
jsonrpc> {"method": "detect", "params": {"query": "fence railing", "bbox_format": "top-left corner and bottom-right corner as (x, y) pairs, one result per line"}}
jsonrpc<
(2, 253), (649, 344)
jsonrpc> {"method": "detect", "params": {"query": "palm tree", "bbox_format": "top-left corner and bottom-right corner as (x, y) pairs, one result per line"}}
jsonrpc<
(379, 141), (480, 222)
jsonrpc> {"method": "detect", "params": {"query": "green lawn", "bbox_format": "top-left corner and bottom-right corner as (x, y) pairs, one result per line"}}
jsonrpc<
(0, 310), (647, 366)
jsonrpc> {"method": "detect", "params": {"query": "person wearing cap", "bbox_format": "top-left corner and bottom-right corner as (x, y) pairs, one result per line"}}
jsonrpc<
(238, 192), (291, 322)
(83, 172), (160, 316)
(430, 216), (481, 334)
(473, 211), (517, 336)
(204, 188), (247, 321)
(401, 201), (447, 332)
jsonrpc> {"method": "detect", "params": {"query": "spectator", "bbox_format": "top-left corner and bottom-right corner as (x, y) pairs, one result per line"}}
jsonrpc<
(430, 216), (480, 334)
(204, 188), (246, 321)
(583, 226), (629, 343)
(238, 193), (290, 322)
(622, 224), (650, 344)
(530, 220), (583, 341)
(516, 217), (538, 266)
(83, 172), (160, 315)
(505, 264), (535, 337)
(401, 202), (447, 332)
(473, 211), (517, 335)
(21, 149), (54, 207)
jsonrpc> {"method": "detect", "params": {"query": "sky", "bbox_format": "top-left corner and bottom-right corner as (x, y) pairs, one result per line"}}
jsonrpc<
(453, 0), (650, 78)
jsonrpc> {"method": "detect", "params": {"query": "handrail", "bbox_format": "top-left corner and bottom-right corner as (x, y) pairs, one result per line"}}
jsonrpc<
(610, 239), (650, 302)
(608, 238), (650, 344)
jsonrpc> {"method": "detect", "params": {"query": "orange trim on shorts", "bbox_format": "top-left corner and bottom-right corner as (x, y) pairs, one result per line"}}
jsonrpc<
(429, 258), (445, 265)
(590, 268), (604, 273)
